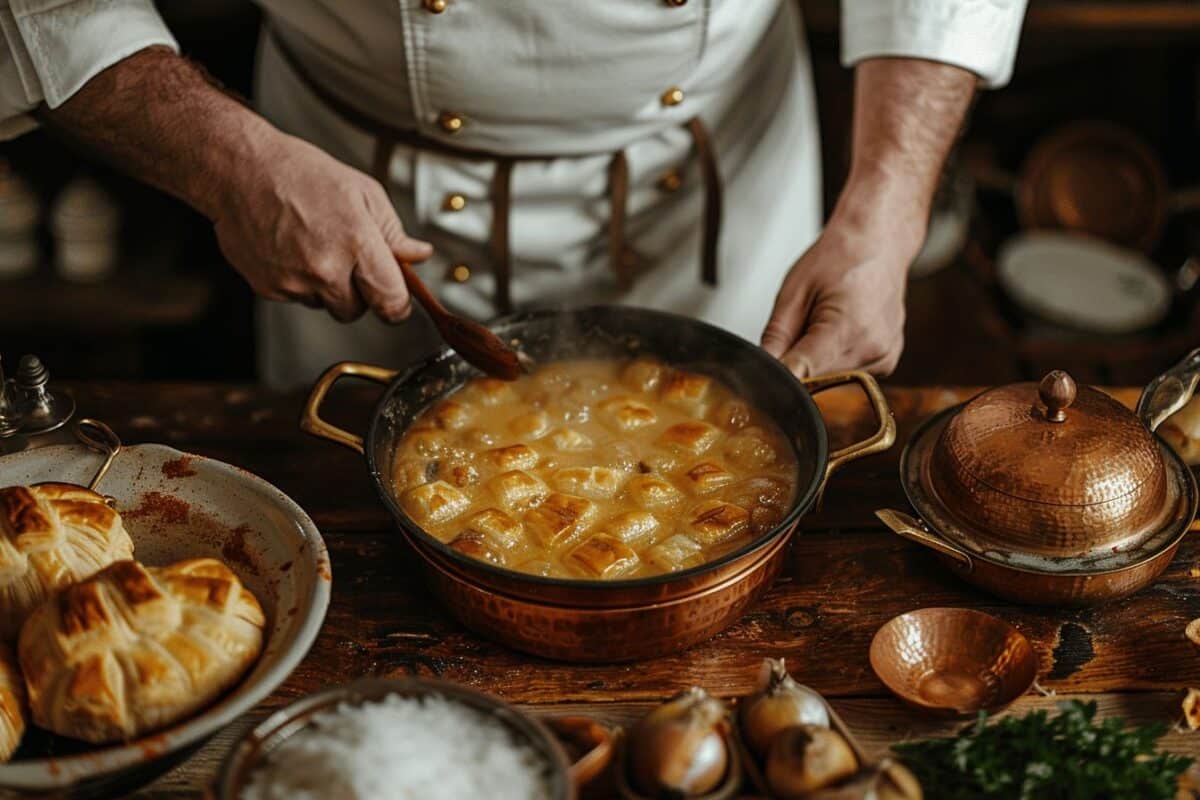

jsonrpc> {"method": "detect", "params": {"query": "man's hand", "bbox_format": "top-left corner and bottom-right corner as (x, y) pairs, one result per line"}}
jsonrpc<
(762, 57), (978, 378)
(42, 47), (431, 324)
(213, 131), (431, 322)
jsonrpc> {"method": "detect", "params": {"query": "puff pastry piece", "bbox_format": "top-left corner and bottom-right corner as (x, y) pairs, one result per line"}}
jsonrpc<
(485, 444), (540, 471)
(449, 532), (505, 567)
(551, 467), (628, 500)
(597, 397), (657, 431)
(462, 377), (516, 406)
(569, 534), (639, 578)
(398, 429), (453, 459)
(621, 358), (666, 393)
(427, 400), (476, 431)
(549, 428), (593, 452)
(19, 558), (264, 743)
(597, 510), (659, 545)
(657, 421), (721, 455)
(488, 471), (549, 511)
(683, 461), (735, 495)
(724, 428), (778, 470)
(660, 371), (711, 415)
(0, 483), (134, 641)
(0, 644), (25, 762)
(402, 480), (470, 524)
(624, 475), (683, 509)
(392, 459), (436, 493)
(685, 500), (750, 545)
(508, 410), (552, 441)
(523, 493), (598, 548)
(645, 534), (704, 573)
(460, 508), (525, 551)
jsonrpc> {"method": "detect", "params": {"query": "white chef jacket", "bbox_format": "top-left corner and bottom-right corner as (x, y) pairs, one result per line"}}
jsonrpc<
(1, 0), (1026, 387)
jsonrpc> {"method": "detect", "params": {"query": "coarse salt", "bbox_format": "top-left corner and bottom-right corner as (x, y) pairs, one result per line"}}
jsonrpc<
(242, 693), (554, 800)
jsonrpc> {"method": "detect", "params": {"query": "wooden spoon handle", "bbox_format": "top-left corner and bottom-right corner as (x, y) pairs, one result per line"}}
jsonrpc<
(397, 260), (449, 318)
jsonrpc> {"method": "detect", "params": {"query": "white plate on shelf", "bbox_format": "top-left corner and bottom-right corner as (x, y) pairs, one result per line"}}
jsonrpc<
(0, 443), (330, 796)
(996, 231), (1171, 334)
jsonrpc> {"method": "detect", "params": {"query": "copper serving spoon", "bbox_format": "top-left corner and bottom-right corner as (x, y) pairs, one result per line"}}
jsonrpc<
(397, 260), (531, 380)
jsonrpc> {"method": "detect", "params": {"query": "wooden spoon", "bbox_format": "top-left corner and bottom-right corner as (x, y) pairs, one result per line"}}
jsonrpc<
(397, 260), (530, 380)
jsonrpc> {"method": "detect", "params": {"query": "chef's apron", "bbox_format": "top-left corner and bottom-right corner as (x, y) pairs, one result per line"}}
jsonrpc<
(252, 0), (821, 388)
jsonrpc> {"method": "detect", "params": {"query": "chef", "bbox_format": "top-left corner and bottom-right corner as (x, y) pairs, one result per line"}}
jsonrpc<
(1, 1), (1026, 387)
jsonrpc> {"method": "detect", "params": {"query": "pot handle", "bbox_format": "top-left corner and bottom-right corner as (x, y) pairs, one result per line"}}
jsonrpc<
(300, 361), (399, 455)
(544, 715), (614, 789)
(876, 509), (973, 571)
(802, 371), (897, 484)
(1137, 348), (1200, 433)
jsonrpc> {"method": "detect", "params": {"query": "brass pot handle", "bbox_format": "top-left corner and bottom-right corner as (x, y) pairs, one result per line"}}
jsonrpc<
(299, 361), (399, 455)
(544, 715), (614, 789)
(875, 509), (973, 572)
(1137, 348), (1200, 433)
(803, 371), (897, 485)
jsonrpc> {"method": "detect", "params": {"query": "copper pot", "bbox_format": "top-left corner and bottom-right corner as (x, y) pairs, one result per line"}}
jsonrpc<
(878, 353), (1200, 606)
(301, 306), (895, 661)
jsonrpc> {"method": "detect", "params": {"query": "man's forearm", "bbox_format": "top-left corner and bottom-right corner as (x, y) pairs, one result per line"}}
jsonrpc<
(39, 47), (279, 220)
(832, 57), (977, 238)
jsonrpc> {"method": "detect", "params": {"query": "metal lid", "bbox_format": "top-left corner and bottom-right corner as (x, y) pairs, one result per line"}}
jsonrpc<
(928, 370), (1170, 558)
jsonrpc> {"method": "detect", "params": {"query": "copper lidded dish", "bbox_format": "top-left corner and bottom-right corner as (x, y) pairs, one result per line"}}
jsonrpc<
(870, 608), (1037, 717)
(302, 306), (895, 662)
(878, 353), (1200, 606)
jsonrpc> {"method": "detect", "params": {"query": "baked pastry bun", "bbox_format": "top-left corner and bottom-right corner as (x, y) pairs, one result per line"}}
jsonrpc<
(0, 644), (25, 762)
(19, 558), (264, 743)
(0, 483), (134, 640)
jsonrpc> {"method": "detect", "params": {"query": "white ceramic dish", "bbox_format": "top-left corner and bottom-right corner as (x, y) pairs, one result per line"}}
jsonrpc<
(997, 231), (1171, 334)
(0, 442), (330, 796)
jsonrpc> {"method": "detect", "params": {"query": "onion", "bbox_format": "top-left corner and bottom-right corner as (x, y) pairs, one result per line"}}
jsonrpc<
(627, 687), (729, 797)
(766, 724), (859, 799)
(738, 658), (829, 756)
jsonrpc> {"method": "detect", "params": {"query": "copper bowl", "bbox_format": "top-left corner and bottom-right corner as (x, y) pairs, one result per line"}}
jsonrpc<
(870, 608), (1037, 717)
(301, 306), (895, 662)
(215, 677), (613, 800)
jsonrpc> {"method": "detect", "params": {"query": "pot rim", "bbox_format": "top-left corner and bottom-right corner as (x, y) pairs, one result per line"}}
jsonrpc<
(362, 306), (830, 591)
(899, 405), (1198, 577)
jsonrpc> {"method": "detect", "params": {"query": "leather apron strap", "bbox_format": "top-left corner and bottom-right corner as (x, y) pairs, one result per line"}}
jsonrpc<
(270, 28), (721, 311)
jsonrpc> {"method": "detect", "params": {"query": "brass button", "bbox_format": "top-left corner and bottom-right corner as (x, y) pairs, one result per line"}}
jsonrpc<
(443, 193), (467, 212)
(423, 0), (447, 12)
(661, 87), (684, 107)
(665, 0), (688, 5)
(450, 264), (471, 283)
(657, 168), (683, 193)
(438, 112), (464, 134)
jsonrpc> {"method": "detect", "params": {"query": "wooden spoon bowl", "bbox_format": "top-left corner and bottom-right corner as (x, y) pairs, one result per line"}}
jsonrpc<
(870, 608), (1037, 717)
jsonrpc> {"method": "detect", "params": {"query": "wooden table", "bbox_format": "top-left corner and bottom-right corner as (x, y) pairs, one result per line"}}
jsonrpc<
(62, 381), (1196, 798)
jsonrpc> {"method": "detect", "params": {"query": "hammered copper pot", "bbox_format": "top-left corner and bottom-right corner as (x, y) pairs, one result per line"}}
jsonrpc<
(301, 306), (895, 662)
(878, 353), (1200, 606)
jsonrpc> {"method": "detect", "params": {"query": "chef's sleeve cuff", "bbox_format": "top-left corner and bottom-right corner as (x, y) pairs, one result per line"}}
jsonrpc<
(0, 0), (178, 139)
(841, 0), (1029, 89)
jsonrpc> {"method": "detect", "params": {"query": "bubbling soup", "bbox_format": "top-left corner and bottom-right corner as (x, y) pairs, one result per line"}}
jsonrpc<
(391, 359), (799, 579)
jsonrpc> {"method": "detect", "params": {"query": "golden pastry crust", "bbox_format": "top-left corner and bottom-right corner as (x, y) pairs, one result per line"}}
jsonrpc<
(487, 471), (550, 511)
(660, 371), (711, 414)
(462, 377), (516, 406)
(428, 400), (476, 431)
(597, 397), (658, 431)
(683, 461), (735, 495)
(686, 500), (750, 545)
(19, 558), (263, 744)
(460, 508), (524, 551)
(551, 467), (628, 500)
(508, 410), (551, 441)
(645, 534), (704, 573)
(449, 531), (505, 566)
(548, 428), (593, 452)
(724, 428), (778, 470)
(0, 483), (134, 641)
(658, 422), (720, 455)
(569, 534), (639, 578)
(523, 493), (597, 548)
(624, 475), (684, 509)
(597, 510), (659, 544)
(0, 644), (25, 762)
(402, 480), (471, 524)
(621, 358), (666, 393)
(485, 444), (540, 471)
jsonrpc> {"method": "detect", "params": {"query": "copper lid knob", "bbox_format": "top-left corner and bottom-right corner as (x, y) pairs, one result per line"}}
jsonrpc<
(1039, 370), (1076, 423)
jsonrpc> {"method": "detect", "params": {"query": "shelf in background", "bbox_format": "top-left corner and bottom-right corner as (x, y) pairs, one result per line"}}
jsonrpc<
(0, 269), (213, 331)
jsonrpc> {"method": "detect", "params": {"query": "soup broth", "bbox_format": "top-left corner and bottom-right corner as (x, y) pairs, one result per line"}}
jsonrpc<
(391, 359), (799, 579)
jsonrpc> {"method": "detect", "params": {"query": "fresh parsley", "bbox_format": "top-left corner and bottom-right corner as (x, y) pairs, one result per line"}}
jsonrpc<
(892, 700), (1191, 799)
